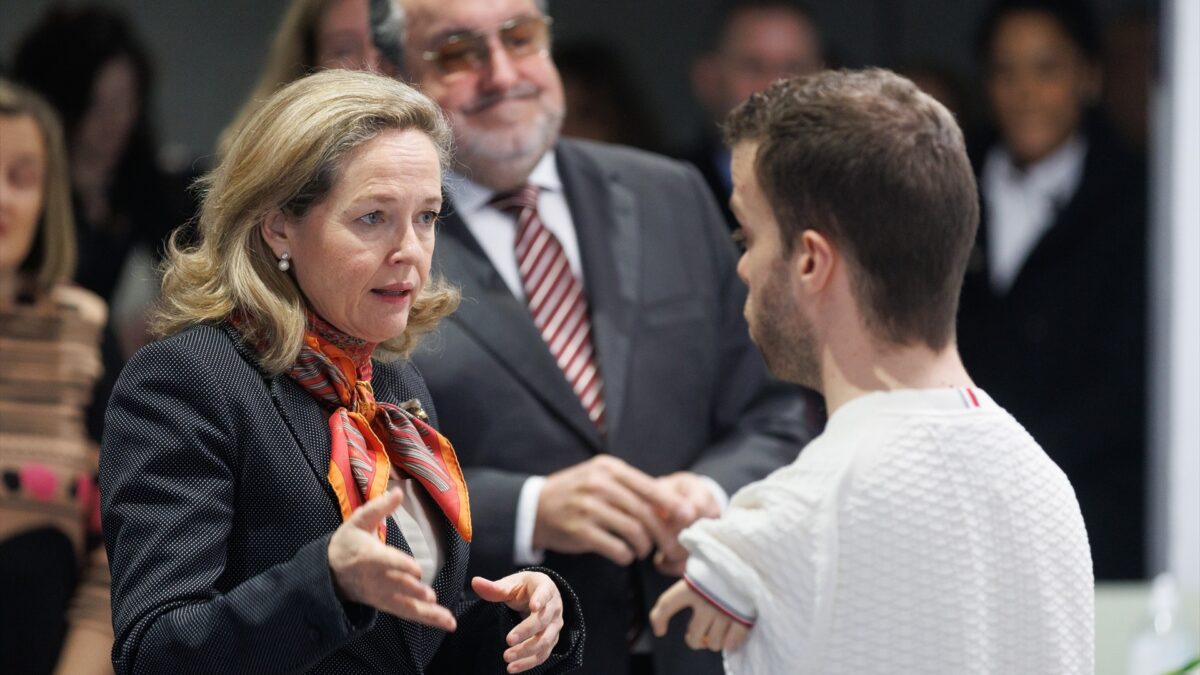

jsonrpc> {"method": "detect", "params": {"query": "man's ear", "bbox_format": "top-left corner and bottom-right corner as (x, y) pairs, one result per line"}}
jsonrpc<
(794, 229), (836, 295)
(260, 209), (290, 258)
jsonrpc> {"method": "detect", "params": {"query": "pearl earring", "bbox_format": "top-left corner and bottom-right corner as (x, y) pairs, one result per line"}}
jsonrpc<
(277, 252), (291, 272)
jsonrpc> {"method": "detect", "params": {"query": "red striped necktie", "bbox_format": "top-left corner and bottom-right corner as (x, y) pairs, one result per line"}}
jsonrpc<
(491, 183), (606, 431)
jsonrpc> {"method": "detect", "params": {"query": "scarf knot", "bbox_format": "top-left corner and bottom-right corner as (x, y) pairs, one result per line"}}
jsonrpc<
(260, 316), (472, 543)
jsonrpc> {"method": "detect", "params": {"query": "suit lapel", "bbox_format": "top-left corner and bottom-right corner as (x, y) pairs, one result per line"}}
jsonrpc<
(270, 374), (341, 501)
(436, 208), (604, 449)
(259, 330), (455, 671)
(557, 141), (640, 440)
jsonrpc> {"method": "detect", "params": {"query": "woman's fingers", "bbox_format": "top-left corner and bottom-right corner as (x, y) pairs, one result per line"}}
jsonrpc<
(504, 617), (563, 673)
(347, 488), (404, 532)
(383, 568), (437, 602)
(507, 589), (561, 645)
(386, 591), (457, 631)
(475, 572), (565, 672)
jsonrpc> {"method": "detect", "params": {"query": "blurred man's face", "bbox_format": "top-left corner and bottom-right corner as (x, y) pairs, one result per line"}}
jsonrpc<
(697, 8), (823, 120)
(402, 0), (564, 190)
(730, 141), (820, 388)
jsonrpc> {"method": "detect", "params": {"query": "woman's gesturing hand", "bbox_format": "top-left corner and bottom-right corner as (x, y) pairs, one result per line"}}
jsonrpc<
(327, 488), (457, 631)
(472, 572), (565, 673)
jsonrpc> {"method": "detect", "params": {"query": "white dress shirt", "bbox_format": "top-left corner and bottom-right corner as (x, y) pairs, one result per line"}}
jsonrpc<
(388, 474), (445, 585)
(981, 134), (1087, 295)
(446, 153), (586, 300)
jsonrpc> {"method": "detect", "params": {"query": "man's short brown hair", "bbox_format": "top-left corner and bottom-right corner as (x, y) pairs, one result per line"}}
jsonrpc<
(724, 68), (979, 350)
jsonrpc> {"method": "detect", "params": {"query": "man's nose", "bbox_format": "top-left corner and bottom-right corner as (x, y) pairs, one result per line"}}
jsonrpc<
(481, 37), (520, 90)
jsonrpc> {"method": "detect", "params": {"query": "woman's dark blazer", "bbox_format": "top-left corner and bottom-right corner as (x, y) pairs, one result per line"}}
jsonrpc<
(99, 323), (584, 674)
(957, 121), (1147, 580)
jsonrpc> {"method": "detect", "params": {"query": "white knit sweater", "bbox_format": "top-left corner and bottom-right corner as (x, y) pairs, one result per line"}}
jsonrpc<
(681, 387), (1094, 674)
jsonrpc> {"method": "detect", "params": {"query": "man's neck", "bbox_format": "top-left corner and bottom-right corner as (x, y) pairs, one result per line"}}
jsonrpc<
(820, 337), (974, 415)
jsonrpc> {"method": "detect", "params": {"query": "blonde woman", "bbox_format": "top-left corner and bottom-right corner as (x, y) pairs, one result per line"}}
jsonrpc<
(219, 0), (383, 154)
(100, 70), (583, 674)
(0, 80), (111, 674)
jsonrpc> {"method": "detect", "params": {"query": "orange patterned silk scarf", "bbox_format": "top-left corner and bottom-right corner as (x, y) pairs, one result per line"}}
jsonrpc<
(286, 317), (471, 543)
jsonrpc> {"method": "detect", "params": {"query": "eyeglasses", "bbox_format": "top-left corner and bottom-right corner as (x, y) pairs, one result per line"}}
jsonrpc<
(421, 15), (553, 76)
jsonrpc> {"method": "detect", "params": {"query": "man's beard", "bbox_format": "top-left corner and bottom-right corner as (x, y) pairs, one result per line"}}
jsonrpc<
(451, 84), (564, 188)
(751, 261), (821, 390)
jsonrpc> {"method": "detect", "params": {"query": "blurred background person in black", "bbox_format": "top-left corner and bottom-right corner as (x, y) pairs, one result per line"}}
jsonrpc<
(957, 0), (1147, 580)
(11, 4), (197, 441)
(219, 0), (384, 154)
(679, 0), (825, 229)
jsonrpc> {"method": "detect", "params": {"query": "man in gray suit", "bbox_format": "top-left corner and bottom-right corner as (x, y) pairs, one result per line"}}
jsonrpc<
(371, 1), (820, 672)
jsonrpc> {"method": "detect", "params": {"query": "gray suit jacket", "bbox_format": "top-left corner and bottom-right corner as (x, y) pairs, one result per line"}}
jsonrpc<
(414, 139), (820, 675)
(100, 323), (584, 674)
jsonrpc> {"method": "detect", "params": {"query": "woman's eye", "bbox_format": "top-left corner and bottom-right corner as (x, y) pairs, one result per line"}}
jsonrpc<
(358, 210), (383, 225)
(417, 211), (438, 227)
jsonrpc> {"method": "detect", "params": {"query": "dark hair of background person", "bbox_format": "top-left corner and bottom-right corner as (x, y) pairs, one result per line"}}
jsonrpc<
(219, 0), (385, 156)
(13, 6), (153, 159)
(975, 0), (1100, 63)
(724, 69), (979, 350)
(11, 4), (187, 285)
(555, 40), (662, 152)
(219, 0), (338, 155)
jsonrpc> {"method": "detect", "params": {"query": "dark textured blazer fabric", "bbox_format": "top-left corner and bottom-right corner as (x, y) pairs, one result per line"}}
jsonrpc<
(100, 323), (584, 674)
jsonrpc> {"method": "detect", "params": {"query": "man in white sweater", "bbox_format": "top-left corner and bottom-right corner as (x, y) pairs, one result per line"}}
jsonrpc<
(648, 68), (1094, 674)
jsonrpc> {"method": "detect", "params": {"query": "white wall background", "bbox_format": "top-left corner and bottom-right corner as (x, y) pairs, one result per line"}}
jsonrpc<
(1150, 0), (1200, 592)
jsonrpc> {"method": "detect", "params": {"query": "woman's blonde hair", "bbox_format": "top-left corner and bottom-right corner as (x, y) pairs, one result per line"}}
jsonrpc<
(0, 79), (76, 297)
(217, 0), (339, 155)
(155, 69), (459, 374)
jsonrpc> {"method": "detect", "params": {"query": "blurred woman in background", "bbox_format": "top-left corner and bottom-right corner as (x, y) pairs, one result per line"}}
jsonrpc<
(12, 4), (197, 440)
(957, 0), (1147, 580)
(0, 79), (112, 675)
(219, 0), (383, 154)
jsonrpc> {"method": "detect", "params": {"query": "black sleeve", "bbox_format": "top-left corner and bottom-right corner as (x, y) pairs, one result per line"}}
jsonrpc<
(100, 340), (374, 675)
(431, 566), (586, 674)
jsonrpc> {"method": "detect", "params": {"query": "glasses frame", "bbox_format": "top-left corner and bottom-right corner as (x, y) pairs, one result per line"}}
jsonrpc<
(420, 14), (554, 76)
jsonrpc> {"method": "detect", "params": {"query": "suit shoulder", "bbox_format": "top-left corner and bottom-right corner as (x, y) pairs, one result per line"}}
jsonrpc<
(559, 138), (701, 185)
(124, 323), (258, 384)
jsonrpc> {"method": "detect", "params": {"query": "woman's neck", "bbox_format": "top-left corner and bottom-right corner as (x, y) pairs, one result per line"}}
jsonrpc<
(307, 312), (376, 370)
